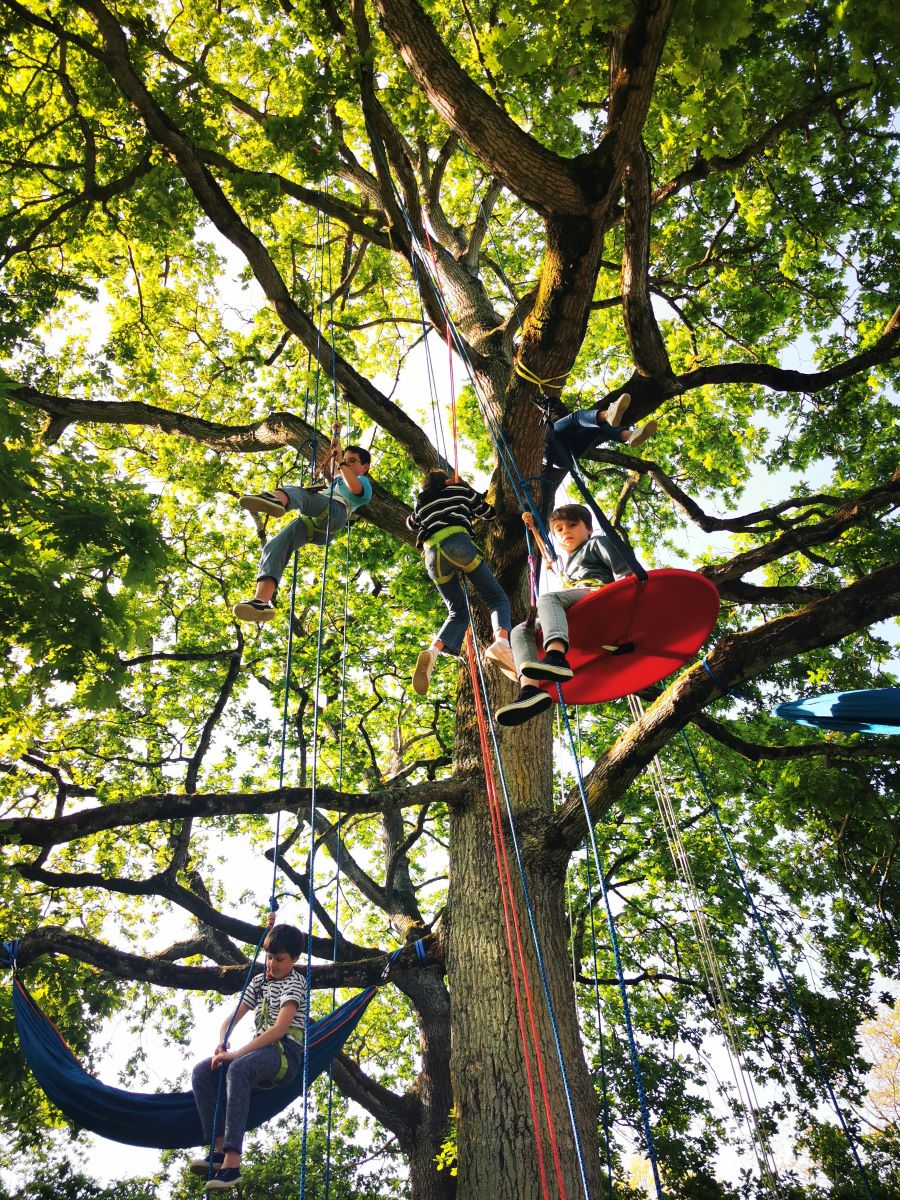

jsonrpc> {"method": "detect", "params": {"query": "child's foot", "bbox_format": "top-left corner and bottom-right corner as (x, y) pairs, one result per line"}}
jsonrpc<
(240, 491), (287, 516)
(605, 392), (631, 427)
(484, 639), (516, 680)
(412, 648), (437, 695)
(233, 598), (276, 623)
(496, 685), (554, 727)
(625, 419), (657, 449)
(519, 649), (574, 682)
(205, 1167), (243, 1191)
(189, 1152), (224, 1177)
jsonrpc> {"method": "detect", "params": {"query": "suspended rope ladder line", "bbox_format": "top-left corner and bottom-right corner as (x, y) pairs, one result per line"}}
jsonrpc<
(680, 730), (877, 1200)
(625, 696), (779, 1191)
(555, 697), (664, 1200)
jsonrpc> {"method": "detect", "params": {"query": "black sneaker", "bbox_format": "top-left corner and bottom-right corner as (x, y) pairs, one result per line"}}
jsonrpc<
(205, 1167), (243, 1191)
(189, 1152), (224, 1177)
(495, 685), (554, 727)
(240, 491), (287, 516)
(232, 598), (275, 623)
(520, 650), (574, 682)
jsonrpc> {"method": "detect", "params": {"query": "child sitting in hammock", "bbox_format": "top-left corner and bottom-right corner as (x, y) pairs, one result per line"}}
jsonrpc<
(407, 468), (513, 694)
(189, 915), (305, 1191)
(233, 424), (372, 623)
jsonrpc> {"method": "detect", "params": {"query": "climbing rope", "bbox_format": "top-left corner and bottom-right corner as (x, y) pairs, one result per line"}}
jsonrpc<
(626, 695), (779, 1191)
(680, 729), (876, 1199)
(555, 697), (664, 1200)
(465, 596), (596, 1200)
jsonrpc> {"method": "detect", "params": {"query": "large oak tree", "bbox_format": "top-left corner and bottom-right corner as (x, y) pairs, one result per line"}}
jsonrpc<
(1, 0), (899, 1195)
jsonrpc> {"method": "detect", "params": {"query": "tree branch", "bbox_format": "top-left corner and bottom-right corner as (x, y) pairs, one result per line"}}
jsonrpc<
(544, 560), (900, 856)
(0, 778), (466, 849)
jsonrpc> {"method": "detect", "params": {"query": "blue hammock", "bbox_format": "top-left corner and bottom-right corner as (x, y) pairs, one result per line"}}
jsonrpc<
(5, 945), (379, 1149)
(774, 688), (900, 736)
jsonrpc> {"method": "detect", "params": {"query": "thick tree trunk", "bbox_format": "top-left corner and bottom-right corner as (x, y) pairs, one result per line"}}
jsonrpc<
(447, 663), (604, 1199)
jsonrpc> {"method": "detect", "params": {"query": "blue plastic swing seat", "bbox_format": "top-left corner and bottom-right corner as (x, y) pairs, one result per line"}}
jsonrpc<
(7, 963), (378, 1149)
(774, 688), (900, 736)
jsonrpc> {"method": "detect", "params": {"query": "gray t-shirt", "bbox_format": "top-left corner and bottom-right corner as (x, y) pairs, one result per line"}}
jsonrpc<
(561, 533), (633, 587)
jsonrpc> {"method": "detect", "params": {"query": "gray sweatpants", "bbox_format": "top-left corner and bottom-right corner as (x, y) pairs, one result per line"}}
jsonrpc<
(510, 588), (594, 675)
(256, 486), (349, 587)
(192, 1042), (302, 1153)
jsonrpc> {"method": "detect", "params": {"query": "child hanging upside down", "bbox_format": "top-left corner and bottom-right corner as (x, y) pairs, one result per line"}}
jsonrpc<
(188, 915), (306, 1191)
(407, 468), (514, 694)
(545, 392), (657, 470)
(495, 504), (633, 727)
(233, 424), (372, 623)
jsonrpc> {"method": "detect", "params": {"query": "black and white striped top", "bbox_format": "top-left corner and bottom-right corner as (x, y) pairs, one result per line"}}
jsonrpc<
(406, 480), (495, 545)
(244, 968), (307, 1035)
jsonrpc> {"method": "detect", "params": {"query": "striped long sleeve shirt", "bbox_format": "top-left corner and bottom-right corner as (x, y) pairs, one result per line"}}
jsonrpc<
(406, 480), (494, 546)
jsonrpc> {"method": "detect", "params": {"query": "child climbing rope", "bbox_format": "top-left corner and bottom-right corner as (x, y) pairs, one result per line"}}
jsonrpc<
(495, 504), (633, 726)
(233, 424), (372, 623)
(188, 915), (306, 1191)
(407, 468), (514, 694)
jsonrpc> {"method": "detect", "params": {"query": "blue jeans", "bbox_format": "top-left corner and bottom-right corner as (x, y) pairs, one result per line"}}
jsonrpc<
(424, 532), (511, 655)
(192, 1041), (302, 1154)
(547, 411), (625, 469)
(256, 485), (349, 586)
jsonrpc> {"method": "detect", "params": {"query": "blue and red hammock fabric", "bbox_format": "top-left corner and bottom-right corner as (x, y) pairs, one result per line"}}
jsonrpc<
(3, 940), (383, 1149)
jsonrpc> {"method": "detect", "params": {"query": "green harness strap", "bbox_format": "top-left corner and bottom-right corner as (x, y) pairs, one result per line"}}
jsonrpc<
(257, 994), (306, 1087)
(423, 525), (484, 585)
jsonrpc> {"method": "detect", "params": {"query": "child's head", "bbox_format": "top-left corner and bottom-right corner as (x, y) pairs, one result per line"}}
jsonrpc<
(419, 468), (449, 499)
(550, 504), (592, 551)
(263, 924), (303, 981)
(342, 445), (371, 476)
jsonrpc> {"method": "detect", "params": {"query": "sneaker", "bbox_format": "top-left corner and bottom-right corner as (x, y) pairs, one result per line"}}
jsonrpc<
(605, 392), (631, 427)
(205, 1167), (243, 1191)
(240, 491), (287, 516)
(520, 649), (574, 682)
(484, 639), (516, 680)
(626, 419), (658, 449)
(412, 649), (436, 695)
(189, 1152), (224, 1178)
(233, 598), (276, 623)
(495, 685), (554, 727)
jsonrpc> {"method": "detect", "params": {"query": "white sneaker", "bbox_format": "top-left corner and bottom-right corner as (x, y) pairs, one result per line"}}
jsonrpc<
(412, 649), (437, 695)
(605, 393), (631, 427)
(484, 640), (517, 681)
(626, 419), (658, 448)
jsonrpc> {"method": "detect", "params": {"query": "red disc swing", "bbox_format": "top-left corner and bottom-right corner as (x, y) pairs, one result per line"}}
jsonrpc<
(535, 569), (720, 705)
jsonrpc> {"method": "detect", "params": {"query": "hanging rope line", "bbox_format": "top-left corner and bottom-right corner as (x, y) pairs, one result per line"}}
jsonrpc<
(680, 730), (877, 1200)
(625, 696), (779, 1191)
(323, 395), (354, 1200)
(464, 597), (595, 1200)
(555, 697), (664, 1200)
(299, 192), (345, 1200)
(466, 630), (570, 1200)
(564, 707), (615, 1196)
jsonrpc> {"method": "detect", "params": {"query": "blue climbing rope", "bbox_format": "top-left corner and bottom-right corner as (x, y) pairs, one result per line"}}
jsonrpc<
(556, 698), (664, 1199)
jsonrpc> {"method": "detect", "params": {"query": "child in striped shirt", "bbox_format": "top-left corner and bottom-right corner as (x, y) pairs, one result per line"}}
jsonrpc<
(407, 469), (513, 694)
(189, 918), (307, 1191)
